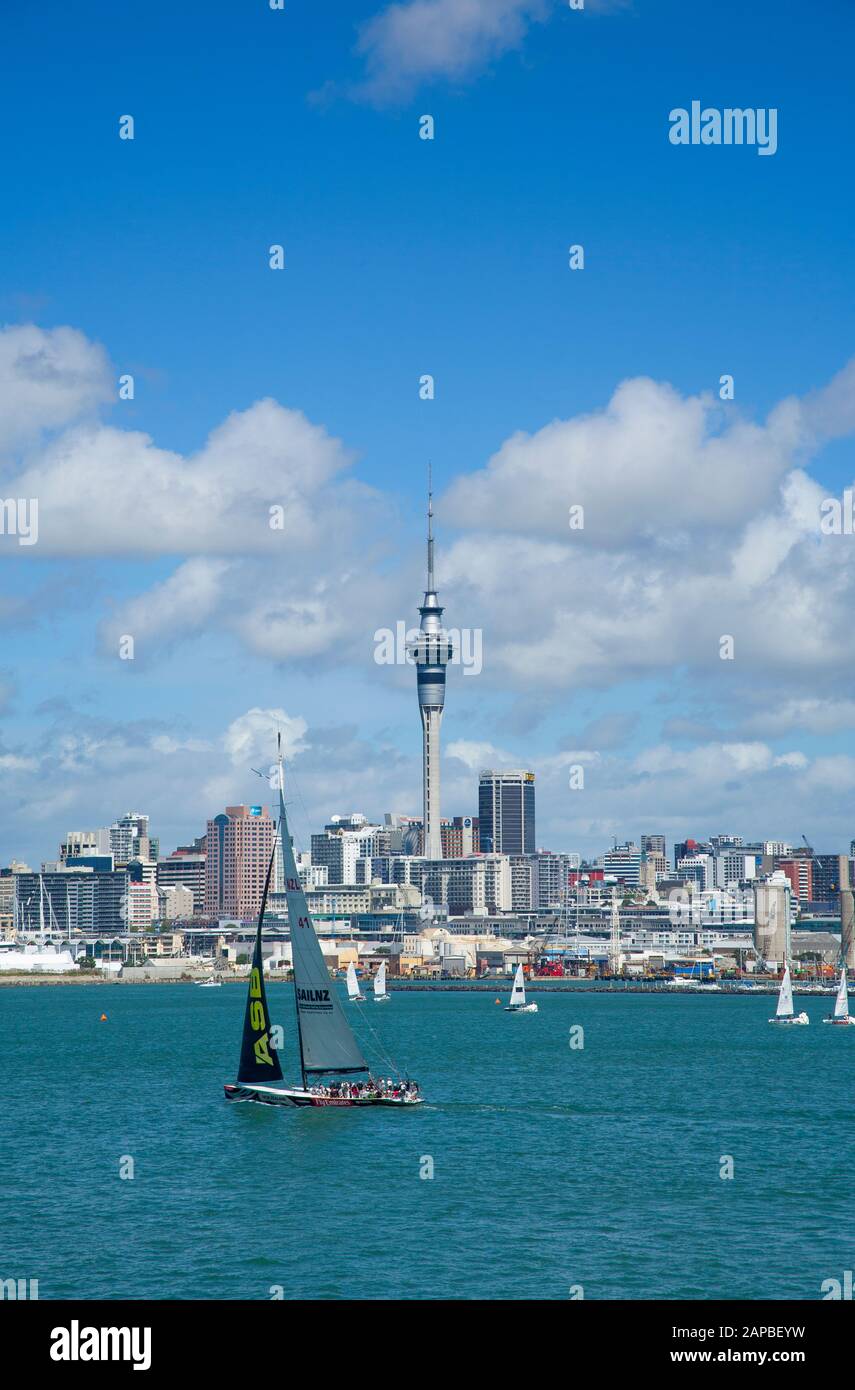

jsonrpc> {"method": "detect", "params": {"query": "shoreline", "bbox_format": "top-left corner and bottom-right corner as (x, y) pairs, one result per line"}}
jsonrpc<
(0, 972), (828, 997)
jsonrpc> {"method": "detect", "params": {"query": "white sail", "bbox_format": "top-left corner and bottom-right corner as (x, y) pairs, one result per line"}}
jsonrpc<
(374, 962), (387, 999)
(776, 964), (794, 1018)
(279, 773), (369, 1076)
(346, 961), (362, 1001)
(509, 964), (526, 1009)
(834, 968), (849, 1020)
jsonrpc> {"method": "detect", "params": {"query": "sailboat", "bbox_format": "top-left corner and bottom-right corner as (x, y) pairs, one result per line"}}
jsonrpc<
(504, 963), (538, 1013)
(768, 963), (809, 1025)
(373, 961), (390, 1003)
(346, 961), (365, 1003)
(822, 967), (855, 1025)
(224, 739), (423, 1108)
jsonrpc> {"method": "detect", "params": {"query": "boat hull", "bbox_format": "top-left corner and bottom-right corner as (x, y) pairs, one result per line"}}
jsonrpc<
(224, 1083), (423, 1107)
(822, 1016), (855, 1025)
(768, 1013), (810, 1025)
(505, 1003), (538, 1013)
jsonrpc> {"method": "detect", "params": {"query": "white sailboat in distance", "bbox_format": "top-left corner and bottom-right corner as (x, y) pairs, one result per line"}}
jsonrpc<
(822, 967), (855, 1025)
(768, 963), (809, 1025)
(223, 737), (423, 1108)
(505, 963), (538, 1013)
(373, 961), (390, 1002)
(346, 961), (366, 1003)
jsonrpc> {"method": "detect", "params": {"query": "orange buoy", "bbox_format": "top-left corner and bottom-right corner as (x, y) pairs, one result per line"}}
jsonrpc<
(495, 998), (501, 1004)
(99, 1013), (108, 1021)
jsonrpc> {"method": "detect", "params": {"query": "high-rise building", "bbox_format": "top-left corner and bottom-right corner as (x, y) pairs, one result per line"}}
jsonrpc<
(311, 816), (386, 885)
(407, 486), (454, 861)
(509, 855), (537, 911)
(442, 816), (479, 857)
(204, 805), (275, 919)
(709, 834), (744, 851)
(640, 835), (666, 857)
(714, 851), (759, 890)
(478, 770), (535, 855)
(60, 828), (111, 862)
(811, 854), (843, 904)
(157, 850), (206, 915)
(532, 850), (574, 909)
(604, 842), (642, 886)
(673, 838), (711, 869)
(110, 813), (153, 865)
(776, 857), (813, 902)
(14, 867), (127, 935)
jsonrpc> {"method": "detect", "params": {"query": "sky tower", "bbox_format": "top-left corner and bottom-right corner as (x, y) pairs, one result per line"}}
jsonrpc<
(408, 478), (454, 860)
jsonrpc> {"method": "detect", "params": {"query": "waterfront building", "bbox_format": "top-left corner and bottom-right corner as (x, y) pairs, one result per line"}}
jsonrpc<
(478, 770), (535, 854)
(204, 804), (275, 919)
(14, 866), (128, 935)
(391, 854), (512, 916)
(159, 884), (194, 920)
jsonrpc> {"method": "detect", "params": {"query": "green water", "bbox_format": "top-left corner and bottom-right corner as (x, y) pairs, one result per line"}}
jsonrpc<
(1, 983), (852, 1300)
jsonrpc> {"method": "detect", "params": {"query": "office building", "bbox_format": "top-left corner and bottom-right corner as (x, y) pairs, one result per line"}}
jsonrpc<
(478, 770), (535, 855)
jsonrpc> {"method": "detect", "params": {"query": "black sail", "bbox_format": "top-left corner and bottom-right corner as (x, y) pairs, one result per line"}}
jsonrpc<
(236, 841), (284, 1085)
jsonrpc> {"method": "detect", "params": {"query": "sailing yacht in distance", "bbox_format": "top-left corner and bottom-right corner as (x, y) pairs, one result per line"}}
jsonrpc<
(822, 968), (855, 1025)
(346, 961), (365, 1003)
(373, 961), (390, 1002)
(505, 964), (538, 1013)
(768, 964), (809, 1025)
(223, 739), (423, 1108)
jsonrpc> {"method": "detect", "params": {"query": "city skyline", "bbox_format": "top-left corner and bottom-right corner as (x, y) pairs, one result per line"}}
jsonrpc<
(3, 1), (855, 865)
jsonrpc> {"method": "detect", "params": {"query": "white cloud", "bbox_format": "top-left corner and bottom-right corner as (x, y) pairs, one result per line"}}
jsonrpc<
(353, 0), (549, 101)
(0, 324), (111, 453)
(5, 393), (363, 556)
(223, 708), (310, 767)
(446, 738), (519, 771)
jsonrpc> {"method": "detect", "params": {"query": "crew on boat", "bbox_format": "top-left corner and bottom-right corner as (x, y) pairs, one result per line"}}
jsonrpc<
(307, 1076), (420, 1101)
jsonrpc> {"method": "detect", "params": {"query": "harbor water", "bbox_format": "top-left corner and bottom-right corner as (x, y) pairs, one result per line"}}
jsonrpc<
(2, 983), (851, 1300)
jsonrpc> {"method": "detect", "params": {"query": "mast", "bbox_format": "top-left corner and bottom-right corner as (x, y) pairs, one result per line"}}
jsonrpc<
(235, 832), (284, 1086)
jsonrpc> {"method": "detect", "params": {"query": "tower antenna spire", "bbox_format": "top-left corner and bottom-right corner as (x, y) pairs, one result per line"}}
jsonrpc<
(427, 463), (435, 592)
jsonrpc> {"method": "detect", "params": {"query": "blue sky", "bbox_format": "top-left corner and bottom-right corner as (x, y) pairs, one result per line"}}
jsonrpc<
(2, 0), (855, 865)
